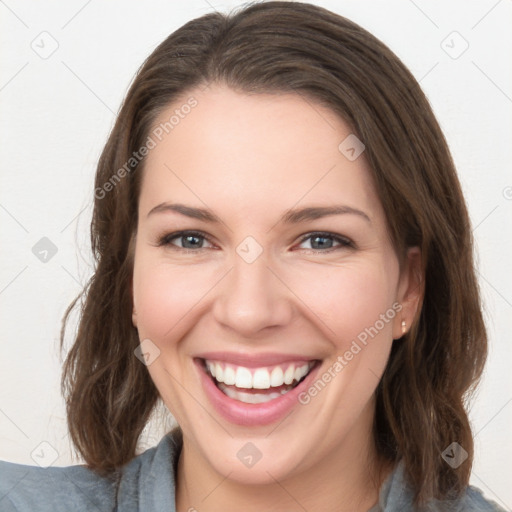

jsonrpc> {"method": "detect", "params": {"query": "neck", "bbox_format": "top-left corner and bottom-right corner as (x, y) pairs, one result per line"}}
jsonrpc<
(175, 406), (392, 512)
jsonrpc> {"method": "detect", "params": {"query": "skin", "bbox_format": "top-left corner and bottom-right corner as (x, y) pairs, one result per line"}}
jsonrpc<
(131, 84), (422, 512)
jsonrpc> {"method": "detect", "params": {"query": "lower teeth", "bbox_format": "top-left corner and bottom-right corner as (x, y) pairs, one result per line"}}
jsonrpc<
(217, 382), (293, 404)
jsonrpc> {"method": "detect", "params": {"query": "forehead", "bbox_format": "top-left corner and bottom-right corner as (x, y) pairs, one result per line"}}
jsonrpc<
(139, 85), (381, 224)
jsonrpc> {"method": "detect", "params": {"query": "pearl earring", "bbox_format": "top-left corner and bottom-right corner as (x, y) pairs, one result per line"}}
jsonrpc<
(401, 320), (406, 335)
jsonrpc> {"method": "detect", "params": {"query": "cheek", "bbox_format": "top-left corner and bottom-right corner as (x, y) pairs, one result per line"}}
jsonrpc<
(287, 263), (399, 427)
(132, 257), (219, 425)
(133, 260), (217, 340)
(284, 260), (398, 348)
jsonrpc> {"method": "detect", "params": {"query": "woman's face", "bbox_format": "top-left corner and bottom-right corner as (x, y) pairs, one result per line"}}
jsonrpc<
(132, 84), (419, 483)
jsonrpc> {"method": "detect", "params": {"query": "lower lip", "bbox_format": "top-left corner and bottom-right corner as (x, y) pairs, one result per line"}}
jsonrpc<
(196, 359), (321, 426)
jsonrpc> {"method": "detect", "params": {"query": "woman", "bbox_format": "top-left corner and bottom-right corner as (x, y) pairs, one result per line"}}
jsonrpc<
(0, 2), (505, 511)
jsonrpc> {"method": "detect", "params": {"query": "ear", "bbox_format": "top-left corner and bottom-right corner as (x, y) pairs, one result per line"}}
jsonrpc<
(129, 234), (138, 329)
(393, 246), (423, 340)
(132, 306), (138, 328)
(131, 278), (138, 328)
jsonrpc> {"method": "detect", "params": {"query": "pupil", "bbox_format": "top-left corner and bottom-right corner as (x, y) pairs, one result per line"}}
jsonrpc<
(312, 235), (332, 249)
(183, 235), (201, 249)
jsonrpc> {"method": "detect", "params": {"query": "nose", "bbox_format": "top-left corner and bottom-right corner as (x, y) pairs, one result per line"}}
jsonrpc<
(212, 251), (294, 337)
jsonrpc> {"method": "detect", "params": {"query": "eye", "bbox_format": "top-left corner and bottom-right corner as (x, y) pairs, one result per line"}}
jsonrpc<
(157, 230), (214, 251)
(156, 230), (354, 253)
(296, 232), (354, 252)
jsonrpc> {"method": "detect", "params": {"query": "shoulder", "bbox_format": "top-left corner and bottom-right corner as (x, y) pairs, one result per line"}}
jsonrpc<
(0, 429), (182, 512)
(459, 485), (507, 512)
(0, 458), (116, 512)
(377, 460), (507, 512)
(424, 486), (507, 512)
(115, 427), (182, 510)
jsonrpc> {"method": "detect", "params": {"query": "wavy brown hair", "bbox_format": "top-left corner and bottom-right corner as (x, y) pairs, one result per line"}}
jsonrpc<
(60, 1), (487, 505)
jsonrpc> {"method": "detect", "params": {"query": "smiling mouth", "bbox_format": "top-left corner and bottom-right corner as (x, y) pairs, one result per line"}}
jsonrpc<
(200, 358), (319, 404)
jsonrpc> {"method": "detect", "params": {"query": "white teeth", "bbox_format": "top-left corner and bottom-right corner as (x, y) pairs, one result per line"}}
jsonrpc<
(270, 367), (284, 387)
(283, 365), (295, 385)
(223, 365), (236, 385)
(295, 364), (310, 382)
(235, 367), (253, 389)
(205, 360), (314, 391)
(218, 383), (285, 404)
(252, 368), (271, 389)
(215, 362), (224, 383)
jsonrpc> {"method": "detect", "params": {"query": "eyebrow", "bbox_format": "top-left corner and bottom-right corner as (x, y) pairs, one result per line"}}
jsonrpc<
(147, 202), (371, 224)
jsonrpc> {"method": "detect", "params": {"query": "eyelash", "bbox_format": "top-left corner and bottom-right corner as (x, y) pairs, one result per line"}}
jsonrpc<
(156, 230), (354, 253)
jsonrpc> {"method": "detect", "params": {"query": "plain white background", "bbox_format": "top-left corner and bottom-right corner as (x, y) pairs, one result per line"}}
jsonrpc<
(1, 0), (511, 508)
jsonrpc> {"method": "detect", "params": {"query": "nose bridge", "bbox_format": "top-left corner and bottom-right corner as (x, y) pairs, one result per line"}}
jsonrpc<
(212, 244), (292, 335)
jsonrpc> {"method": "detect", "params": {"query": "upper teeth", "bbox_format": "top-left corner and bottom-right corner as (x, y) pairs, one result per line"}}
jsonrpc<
(205, 360), (313, 389)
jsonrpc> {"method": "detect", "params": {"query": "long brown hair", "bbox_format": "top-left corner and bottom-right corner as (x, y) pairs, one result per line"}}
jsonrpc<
(60, 1), (487, 505)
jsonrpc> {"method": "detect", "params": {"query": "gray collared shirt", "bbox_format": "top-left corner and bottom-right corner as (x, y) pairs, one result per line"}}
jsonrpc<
(0, 429), (507, 511)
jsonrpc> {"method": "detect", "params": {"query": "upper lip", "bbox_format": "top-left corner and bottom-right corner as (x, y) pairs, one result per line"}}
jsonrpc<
(195, 351), (319, 368)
